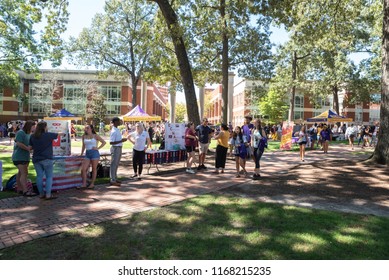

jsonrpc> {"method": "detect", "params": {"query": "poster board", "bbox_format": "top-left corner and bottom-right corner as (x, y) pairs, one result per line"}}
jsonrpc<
(280, 121), (294, 150)
(164, 123), (186, 151)
(46, 120), (71, 156)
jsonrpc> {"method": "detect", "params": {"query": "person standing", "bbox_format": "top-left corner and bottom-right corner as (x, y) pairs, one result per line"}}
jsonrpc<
(196, 118), (213, 170)
(229, 126), (248, 178)
(12, 120), (36, 196)
(213, 124), (230, 174)
(251, 119), (267, 179)
(109, 117), (127, 186)
(79, 124), (106, 189)
(320, 124), (331, 154)
(297, 126), (308, 161)
(345, 123), (358, 150)
(184, 122), (198, 174)
(128, 122), (152, 180)
(29, 121), (59, 200)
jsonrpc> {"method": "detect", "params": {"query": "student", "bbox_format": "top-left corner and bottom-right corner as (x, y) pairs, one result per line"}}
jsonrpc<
(297, 126), (308, 161)
(29, 121), (59, 200)
(251, 119), (267, 179)
(213, 124), (229, 174)
(229, 126), (248, 178)
(79, 124), (106, 189)
(12, 120), (36, 196)
(196, 118), (213, 170)
(109, 117), (127, 186)
(184, 122), (198, 174)
(127, 122), (152, 180)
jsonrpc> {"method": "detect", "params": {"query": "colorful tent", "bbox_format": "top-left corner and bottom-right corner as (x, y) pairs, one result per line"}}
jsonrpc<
(122, 105), (161, 122)
(44, 108), (82, 121)
(306, 109), (352, 123)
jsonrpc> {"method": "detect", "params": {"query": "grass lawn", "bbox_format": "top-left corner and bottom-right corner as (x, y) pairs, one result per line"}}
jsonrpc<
(1, 194), (389, 259)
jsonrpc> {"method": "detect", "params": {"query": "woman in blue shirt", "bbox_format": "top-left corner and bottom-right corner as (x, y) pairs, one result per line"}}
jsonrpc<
(29, 121), (59, 200)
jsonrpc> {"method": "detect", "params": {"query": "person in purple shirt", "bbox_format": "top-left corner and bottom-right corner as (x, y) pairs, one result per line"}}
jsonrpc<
(29, 121), (59, 200)
(320, 124), (331, 154)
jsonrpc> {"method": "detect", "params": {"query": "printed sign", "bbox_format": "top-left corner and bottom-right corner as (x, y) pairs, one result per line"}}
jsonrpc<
(280, 121), (294, 150)
(46, 120), (71, 156)
(164, 123), (186, 151)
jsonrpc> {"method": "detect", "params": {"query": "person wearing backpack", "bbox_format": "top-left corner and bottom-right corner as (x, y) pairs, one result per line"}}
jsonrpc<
(12, 120), (36, 196)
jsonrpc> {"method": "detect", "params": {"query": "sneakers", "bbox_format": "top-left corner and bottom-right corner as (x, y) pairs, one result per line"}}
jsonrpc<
(252, 174), (261, 180)
(186, 168), (195, 174)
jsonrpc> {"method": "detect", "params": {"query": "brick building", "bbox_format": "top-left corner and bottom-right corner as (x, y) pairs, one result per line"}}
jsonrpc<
(0, 70), (167, 123)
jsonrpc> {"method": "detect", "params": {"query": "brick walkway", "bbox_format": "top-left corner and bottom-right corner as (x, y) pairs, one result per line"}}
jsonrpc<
(0, 143), (374, 250)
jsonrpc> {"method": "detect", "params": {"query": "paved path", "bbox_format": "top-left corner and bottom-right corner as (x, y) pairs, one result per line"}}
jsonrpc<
(0, 142), (376, 250)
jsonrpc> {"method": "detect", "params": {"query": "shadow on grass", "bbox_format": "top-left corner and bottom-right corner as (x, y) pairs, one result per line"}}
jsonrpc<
(1, 194), (389, 260)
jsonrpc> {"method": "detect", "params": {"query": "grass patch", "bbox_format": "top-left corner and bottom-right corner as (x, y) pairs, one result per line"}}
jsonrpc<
(1, 194), (389, 259)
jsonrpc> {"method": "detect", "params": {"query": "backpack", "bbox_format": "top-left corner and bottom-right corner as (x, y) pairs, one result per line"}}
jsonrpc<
(4, 174), (17, 191)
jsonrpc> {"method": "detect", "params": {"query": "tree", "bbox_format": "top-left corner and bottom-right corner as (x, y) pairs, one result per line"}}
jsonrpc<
(267, 0), (380, 118)
(67, 0), (158, 108)
(0, 0), (69, 91)
(371, 0), (389, 164)
(29, 70), (62, 117)
(191, 0), (274, 123)
(149, 0), (200, 125)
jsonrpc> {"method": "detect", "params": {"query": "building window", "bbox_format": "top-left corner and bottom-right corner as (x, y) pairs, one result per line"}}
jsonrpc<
(355, 103), (363, 122)
(294, 96), (304, 108)
(29, 83), (53, 115)
(106, 104), (120, 115)
(100, 86), (121, 102)
(294, 111), (304, 121)
(63, 85), (86, 115)
(369, 109), (380, 123)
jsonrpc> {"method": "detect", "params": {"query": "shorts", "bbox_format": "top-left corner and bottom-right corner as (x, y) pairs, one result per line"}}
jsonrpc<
(298, 141), (307, 145)
(185, 145), (196, 153)
(85, 149), (100, 160)
(13, 161), (29, 166)
(198, 142), (209, 154)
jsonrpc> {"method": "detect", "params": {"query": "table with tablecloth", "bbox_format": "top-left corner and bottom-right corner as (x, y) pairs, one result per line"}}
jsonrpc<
(145, 149), (187, 173)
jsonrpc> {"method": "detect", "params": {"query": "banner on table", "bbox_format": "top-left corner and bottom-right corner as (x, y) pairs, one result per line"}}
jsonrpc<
(46, 120), (71, 156)
(280, 121), (294, 150)
(165, 123), (186, 151)
(44, 156), (83, 191)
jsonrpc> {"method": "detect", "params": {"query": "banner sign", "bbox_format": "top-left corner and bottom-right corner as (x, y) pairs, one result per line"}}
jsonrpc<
(165, 123), (186, 151)
(46, 120), (71, 156)
(280, 121), (294, 150)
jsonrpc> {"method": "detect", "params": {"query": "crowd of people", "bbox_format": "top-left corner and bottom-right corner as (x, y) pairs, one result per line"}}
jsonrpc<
(3, 116), (380, 200)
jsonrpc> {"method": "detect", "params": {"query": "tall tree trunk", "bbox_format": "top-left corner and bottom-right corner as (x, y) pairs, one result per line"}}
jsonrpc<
(150, 0), (200, 125)
(332, 85), (339, 114)
(371, 0), (389, 165)
(288, 51), (297, 121)
(221, 0), (228, 124)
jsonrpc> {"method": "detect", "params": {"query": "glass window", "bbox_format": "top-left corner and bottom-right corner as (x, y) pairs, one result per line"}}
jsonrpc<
(63, 85), (86, 115)
(294, 111), (303, 120)
(29, 83), (53, 114)
(106, 104), (120, 115)
(100, 86), (121, 102)
(294, 96), (304, 108)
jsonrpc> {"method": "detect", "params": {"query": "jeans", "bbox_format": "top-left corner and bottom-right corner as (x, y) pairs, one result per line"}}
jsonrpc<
(254, 148), (264, 169)
(110, 146), (122, 182)
(33, 159), (54, 197)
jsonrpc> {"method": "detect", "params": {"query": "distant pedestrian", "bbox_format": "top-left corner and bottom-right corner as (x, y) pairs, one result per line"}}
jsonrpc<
(345, 123), (358, 150)
(213, 124), (229, 174)
(297, 126), (308, 161)
(109, 117), (127, 186)
(320, 124), (331, 154)
(229, 126), (248, 178)
(251, 119), (267, 179)
(184, 122), (198, 174)
(196, 118), (213, 170)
